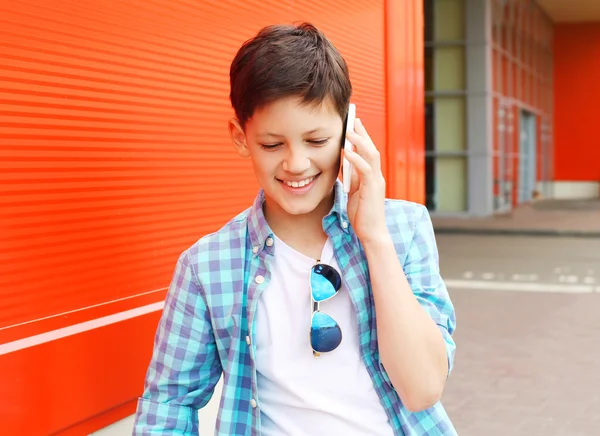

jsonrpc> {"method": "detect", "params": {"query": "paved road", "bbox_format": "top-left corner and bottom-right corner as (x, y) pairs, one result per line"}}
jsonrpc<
(437, 234), (598, 289)
(438, 234), (600, 436)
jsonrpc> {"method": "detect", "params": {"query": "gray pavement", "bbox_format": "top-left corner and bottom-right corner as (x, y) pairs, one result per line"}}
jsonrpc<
(439, 234), (600, 436)
(437, 234), (599, 288)
(432, 199), (600, 238)
(443, 290), (600, 436)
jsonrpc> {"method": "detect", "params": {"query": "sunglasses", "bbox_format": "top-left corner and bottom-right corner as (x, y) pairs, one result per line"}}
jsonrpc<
(310, 262), (343, 357)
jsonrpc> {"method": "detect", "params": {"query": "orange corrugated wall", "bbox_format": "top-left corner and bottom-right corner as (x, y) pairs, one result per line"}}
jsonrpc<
(553, 22), (600, 182)
(385, 0), (425, 203)
(0, 1), (424, 434)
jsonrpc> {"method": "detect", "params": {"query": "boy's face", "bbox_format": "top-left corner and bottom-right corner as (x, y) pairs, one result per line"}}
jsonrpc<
(230, 96), (343, 218)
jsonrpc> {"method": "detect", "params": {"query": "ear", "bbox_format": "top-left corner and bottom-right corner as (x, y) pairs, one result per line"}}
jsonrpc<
(229, 118), (250, 158)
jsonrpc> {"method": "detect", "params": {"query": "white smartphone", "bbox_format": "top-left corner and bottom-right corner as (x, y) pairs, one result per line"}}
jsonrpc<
(343, 103), (356, 194)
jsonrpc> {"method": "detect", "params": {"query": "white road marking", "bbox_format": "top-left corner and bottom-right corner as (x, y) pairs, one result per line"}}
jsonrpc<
(0, 302), (164, 356)
(558, 275), (579, 284)
(583, 277), (596, 285)
(481, 272), (496, 280)
(463, 271), (474, 279)
(511, 274), (539, 281)
(445, 279), (598, 294)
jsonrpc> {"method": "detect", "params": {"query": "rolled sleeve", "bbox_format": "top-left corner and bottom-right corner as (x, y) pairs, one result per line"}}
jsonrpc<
(403, 205), (457, 376)
(133, 250), (222, 435)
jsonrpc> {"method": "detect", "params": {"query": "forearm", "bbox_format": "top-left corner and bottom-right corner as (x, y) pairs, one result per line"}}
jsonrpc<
(362, 233), (448, 412)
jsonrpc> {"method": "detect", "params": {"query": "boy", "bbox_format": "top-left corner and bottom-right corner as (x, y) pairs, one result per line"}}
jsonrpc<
(133, 23), (457, 435)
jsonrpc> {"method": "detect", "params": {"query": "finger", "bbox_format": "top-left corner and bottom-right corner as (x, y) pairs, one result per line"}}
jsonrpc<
(344, 148), (374, 184)
(349, 160), (360, 196)
(342, 149), (362, 197)
(354, 118), (372, 142)
(346, 131), (381, 173)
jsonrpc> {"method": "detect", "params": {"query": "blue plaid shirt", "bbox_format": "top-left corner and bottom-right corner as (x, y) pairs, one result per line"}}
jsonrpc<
(133, 181), (457, 435)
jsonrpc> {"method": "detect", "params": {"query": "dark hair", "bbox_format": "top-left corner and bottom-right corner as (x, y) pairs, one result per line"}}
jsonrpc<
(229, 22), (352, 129)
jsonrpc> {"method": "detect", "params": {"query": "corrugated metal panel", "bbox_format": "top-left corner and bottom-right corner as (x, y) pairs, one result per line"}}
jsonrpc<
(0, 0), (393, 434)
(0, 0), (388, 333)
(0, 1), (255, 332)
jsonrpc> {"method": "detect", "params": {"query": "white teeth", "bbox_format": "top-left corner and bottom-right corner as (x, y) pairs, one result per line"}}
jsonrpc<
(284, 176), (315, 188)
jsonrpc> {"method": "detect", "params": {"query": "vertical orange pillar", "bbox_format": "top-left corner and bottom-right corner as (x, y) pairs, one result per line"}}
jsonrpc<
(385, 0), (425, 203)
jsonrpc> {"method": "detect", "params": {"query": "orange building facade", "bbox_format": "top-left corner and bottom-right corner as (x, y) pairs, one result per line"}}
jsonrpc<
(0, 1), (425, 434)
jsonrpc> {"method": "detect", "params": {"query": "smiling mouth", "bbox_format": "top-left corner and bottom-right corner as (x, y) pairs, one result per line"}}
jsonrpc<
(278, 174), (320, 188)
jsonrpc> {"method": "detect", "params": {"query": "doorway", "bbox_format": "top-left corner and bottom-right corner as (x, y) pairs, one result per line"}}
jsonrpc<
(518, 110), (537, 204)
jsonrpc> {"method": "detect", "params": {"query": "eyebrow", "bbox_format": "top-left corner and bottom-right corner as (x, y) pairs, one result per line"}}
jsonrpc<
(261, 128), (326, 137)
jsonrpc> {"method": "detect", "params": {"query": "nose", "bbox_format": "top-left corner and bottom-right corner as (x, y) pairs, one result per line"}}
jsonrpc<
(282, 145), (311, 174)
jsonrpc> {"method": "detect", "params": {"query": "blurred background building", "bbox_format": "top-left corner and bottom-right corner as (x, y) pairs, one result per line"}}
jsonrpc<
(426, 0), (599, 216)
(1, 0), (598, 434)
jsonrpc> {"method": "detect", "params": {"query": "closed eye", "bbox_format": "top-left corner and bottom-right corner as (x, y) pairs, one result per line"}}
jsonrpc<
(261, 139), (329, 149)
(308, 138), (330, 146)
(260, 143), (283, 150)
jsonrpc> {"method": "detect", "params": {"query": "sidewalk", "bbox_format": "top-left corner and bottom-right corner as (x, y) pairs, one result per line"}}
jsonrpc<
(443, 289), (600, 436)
(432, 198), (600, 237)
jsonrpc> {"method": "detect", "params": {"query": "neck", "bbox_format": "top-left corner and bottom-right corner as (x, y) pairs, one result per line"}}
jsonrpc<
(263, 189), (335, 244)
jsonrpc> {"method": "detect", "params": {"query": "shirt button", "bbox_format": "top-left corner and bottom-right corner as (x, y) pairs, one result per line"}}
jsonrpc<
(250, 398), (257, 408)
(341, 221), (348, 229)
(246, 335), (251, 345)
(255, 275), (264, 284)
(265, 237), (274, 247)
(252, 245), (259, 254)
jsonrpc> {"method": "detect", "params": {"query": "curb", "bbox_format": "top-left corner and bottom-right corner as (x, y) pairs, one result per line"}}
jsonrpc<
(433, 227), (600, 238)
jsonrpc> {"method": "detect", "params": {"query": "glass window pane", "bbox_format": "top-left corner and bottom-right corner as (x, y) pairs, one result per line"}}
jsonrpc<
(434, 46), (465, 90)
(425, 46), (434, 92)
(434, 0), (465, 41)
(434, 97), (466, 152)
(436, 157), (467, 212)
(425, 99), (435, 151)
(424, 0), (434, 42)
(493, 49), (499, 92)
(425, 157), (436, 210)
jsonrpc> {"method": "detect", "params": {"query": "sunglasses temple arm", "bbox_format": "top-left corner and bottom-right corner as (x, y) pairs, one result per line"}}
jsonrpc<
(311, 300), (321, 358)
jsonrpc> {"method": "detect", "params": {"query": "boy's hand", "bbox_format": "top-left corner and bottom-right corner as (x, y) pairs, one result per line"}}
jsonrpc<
(343, 118), (390, 246)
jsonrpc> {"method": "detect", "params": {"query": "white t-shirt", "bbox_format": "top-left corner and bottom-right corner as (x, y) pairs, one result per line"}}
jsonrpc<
(255, 235), (395, 436)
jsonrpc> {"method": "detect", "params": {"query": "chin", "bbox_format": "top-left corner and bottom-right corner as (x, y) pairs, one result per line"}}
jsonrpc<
(266, 191), (317, 215)
(279, 200), (321, 216)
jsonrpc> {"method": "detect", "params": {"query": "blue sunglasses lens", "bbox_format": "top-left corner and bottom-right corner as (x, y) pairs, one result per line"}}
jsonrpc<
(311, 311), (342, 353)
(311, 264), (342, 302)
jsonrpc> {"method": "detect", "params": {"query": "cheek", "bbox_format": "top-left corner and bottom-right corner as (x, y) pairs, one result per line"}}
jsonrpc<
(250, 151), (277, 178)
(321, 144), (342, 168)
